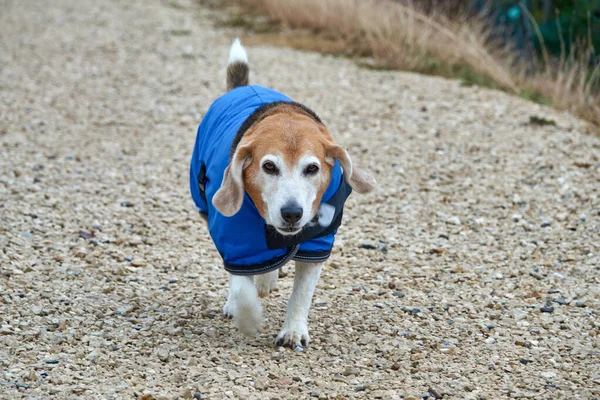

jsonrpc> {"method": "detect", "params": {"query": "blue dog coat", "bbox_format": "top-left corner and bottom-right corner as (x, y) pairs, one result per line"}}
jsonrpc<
(189, 85), (351, 275)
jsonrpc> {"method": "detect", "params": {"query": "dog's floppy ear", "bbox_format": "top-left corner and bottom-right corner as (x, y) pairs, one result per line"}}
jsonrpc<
(327, 144), (376, 194)
(213, 145), (252, 216)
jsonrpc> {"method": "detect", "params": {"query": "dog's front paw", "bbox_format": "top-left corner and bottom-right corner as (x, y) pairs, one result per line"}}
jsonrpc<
(275, 326), (310, 348)
(223, 299), (237, 318)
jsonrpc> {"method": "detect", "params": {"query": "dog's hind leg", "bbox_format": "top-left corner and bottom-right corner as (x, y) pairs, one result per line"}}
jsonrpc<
(223, 274), (263, 336)
(275, 261), (322, 348)
(255, 268), (279, 298)
(223, 274), (239, 318)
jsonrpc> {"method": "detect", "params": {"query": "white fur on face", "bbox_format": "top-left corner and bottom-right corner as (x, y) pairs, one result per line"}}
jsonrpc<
(259, 154), (323, 235)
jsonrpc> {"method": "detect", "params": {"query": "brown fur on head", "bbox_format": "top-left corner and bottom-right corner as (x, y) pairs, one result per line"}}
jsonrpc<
(213, 105), (375, 235)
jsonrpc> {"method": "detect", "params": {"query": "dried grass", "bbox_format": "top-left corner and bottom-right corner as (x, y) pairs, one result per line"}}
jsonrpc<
(230, 0), (600, 127)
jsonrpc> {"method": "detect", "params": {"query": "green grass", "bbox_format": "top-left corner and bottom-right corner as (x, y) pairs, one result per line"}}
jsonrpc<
(528, 115), (557, 126)
(170, 29), (192, 36)
(166, 1), (186, 10)
(521, 90), (552, 106)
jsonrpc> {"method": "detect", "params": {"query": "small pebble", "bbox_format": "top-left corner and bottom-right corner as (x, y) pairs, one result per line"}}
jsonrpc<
(540, 300), (554, 313)
(157, 346), (170, 362)
(79, 230), (94, 239)
(446, 216), (461, 225)
(359, 243), (377, 250)
(529, 271), (544, 280)
(513, 309), (528, 320)
(26, 370), (37, 381)
(541, 371), (557, 380)
(130, 258), (147, 267)
(254, 378), (268, 391)
(428, 388), (442, 399)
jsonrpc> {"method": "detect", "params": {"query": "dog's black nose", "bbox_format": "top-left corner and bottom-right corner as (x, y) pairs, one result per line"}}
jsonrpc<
(281, 206), (303, 224)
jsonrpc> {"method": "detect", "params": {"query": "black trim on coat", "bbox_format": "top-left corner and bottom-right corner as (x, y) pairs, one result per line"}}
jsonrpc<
(293, 250), (332, 263)
(224, 245), (299, 276)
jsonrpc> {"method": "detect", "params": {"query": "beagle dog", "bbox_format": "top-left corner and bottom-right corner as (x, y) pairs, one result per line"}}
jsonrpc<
(189, 39), (375, 348)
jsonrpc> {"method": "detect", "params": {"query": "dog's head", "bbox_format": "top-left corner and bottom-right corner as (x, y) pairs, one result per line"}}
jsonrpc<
(213, 105), (375, 235)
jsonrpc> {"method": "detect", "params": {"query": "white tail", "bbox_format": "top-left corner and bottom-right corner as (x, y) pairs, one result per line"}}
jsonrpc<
(228, 38), (248, 64)
(226, 38), (250, 91)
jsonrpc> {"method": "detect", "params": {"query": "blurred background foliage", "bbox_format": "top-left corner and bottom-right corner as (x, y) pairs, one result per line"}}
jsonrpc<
(225, 0), (600, 125)
(424, 0), (600, 62)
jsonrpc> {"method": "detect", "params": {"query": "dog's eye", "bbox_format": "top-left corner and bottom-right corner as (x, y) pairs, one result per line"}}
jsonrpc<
(262, 161), (278, 175)
(304, 164), (319, 175)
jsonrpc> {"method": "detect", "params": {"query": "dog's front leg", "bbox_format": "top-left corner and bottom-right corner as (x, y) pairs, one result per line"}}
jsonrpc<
(276, 261), (322, 348)
(223, 274), (263, 336)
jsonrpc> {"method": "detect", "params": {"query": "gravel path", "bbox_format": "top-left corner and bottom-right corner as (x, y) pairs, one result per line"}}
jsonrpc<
(1, 0), (599, 399)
